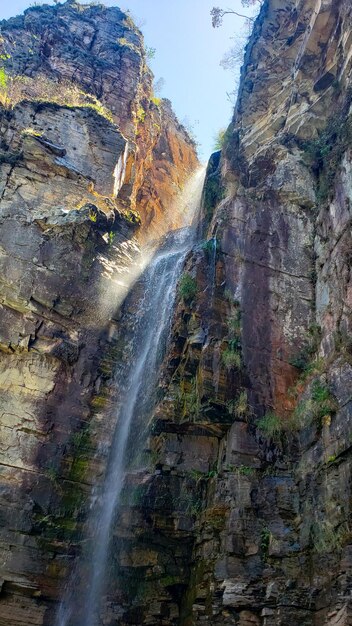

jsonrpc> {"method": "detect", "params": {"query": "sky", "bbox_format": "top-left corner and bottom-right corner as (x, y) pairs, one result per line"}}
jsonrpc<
(0, 0), (254, 161)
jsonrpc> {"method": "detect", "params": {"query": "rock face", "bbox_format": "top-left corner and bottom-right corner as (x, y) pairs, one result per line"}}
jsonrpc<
(0, 0), (198, 238)
(1, 0), (352, 625)
(0, 2), (198, 624)
(106, 1), (352, 625)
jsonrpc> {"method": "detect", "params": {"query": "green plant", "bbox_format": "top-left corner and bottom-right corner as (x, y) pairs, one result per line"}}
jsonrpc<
(136, 105), (146, 123)
(228, 310), (241, 337)
(179, 273), (197, 302)
(222, 346), (241, 370)
(311, 381), (338, 420)
(0, 68), (7, 90)
(150, 95), (161, 107)
(202, 161), (225, 218)
(213, 128), (226, 150)
(21, 127), (42, 137)
(88, 209), (97, 222)
(257, 412), (282, 438)
(289, 324), (322, 372)
(145, 46), (156, 60)
(190, 468), (217, 482)
(46, 465), (59, 483)
(235, 390), (248, 417)
(292, 379), (337, 429)
(180, 377), (200, 419)
(200, 238), (216, 255)
(236, 465), (254, 476)
(71, 425), (91, 452)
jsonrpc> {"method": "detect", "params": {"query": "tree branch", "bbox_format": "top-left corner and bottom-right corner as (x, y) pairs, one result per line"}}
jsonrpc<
(222, 9), (254, 21)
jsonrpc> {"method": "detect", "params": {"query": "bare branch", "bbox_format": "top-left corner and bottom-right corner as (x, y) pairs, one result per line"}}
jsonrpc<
(211, 6), (254, 28)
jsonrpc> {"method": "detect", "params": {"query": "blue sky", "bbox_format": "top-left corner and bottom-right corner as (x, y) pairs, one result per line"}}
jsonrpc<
(0, 0), (253, 161)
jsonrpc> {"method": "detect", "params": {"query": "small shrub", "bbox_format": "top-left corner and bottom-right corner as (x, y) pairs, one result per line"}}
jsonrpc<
(257, 412), (282, 438)
(235, 390), (248, 417)
(176, 377), (199, 421)
(228, 310), (241, 337)
(145, 46), (156, 60)
(179, 273), (197, 302)
(236, 465), (254, 476)
(150, 95), (161, 107)
(21, 127), (42, 137)
(311, 381), (338, 420)
(292, 379), (337, 428)
(136, 105), (146, 123)
(222, 347), (241, 370)
(213, 128), (226, 151)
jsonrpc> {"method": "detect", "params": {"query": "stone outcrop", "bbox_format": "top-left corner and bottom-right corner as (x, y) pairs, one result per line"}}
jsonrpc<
(0, 0), (198, 238)
(0, 2), (198, 624)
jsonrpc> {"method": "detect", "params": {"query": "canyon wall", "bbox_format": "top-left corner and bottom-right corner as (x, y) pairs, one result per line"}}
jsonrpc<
(1, 0), (352, 626)
(0, 2), (198, 624)
(114, 1), (352, 626)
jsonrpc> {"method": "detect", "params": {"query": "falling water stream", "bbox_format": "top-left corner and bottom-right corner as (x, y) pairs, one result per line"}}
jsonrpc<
(56, 167), (205, 626)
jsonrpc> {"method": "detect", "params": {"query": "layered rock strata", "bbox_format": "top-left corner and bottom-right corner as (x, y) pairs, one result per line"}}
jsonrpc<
(2, 0), (352, 626)
(112, 1), (352, 626)
(0, 2), (198, 624)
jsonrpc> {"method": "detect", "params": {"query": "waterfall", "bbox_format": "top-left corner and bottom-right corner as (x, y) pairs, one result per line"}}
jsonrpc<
(56, 167), (205, 626)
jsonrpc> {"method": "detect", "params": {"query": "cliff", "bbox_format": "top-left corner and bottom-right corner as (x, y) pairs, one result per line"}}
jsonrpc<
(113, 1), (352, 626)
(0, 2), (198, 624)
(1, 0), (352, 626)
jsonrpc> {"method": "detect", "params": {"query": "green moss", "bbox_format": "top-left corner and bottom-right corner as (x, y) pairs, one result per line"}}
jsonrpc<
(0, 71), (114, 121)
